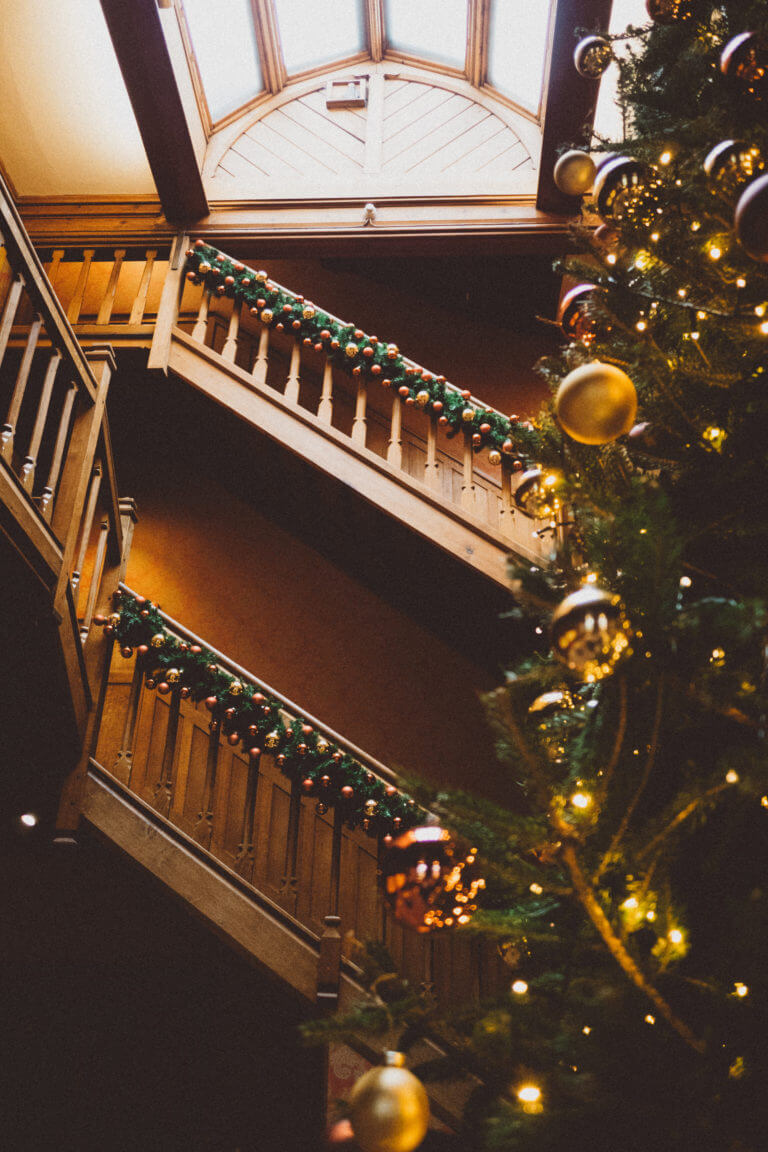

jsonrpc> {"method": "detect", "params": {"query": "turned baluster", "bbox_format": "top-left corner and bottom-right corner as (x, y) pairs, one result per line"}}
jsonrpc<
(39, 384), (77, 522)
(129, 249), (157, 325)
(66, 250), (95, 324)
(222, 297), (241, 363)
(499, 461), (516, 541)
(284, 339), (301, 404)
(96, 249), (126, 326)
(191, 286), (212, 344)
(280, 777), (303, 912)
(351, 377), (367, 447)
(317, 804), (345, 1012)
(424, 409), (440, 489)
(386, 394), (403, 469)
(252, 326), (269, 385)
(317, 357), (333, 423)
(1, 312), (42, 463)
(80, 516), (110, 640)
(70, 462), (102, 599)
(196, 715), (221, 849)
(154, 686), (182, 817)
(114, 652), (146, 785)
(20, 349), (61, 492)
(461, 431), (476, 513)
(0, 273), (25, 371)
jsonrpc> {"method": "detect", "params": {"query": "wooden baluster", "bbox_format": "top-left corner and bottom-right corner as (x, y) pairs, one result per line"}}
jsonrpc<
(386, 394), (403, 469)
(377, 835), (389, 944)
(45, 249), (64, 290)
(461, 432), (476, 513)
(351, 377), (367, 447)
(20, 349), (61, 492)
(0, 273), (25, 370)
(424, 409), (440, 489)
(70, 462), (102, 599)
(1, 312), (42, 462)
(284, 339), (301, 404)
(191, 286), (211, 344)
(66, 249), (95, 323)
(154, 686), (182, 817)
(236, 749), (261, 879)
(252, 325), (269, 385)
(96, 249), (126, 325)
(317, 914), (342, 1015)
(114, 651), (146, 785)
(80, 516), (109, 640)
(196, 715), (221, 849)
(129, 249), (157, 325)
(280, 777), (303, 912)
(317, 357), (333, 423)
(222, 297), (241, 363)
(499, 461), (515, 540)
(39, 383), (77, 522)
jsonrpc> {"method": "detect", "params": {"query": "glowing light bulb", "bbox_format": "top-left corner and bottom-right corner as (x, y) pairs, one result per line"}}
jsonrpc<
(761, 796), (768, 809)
(679, 575), (692, 588)
(582, 1026), (592, 1035)
(708, 245), (722, 260)
(518, 1085), (541, 1104)
(726, 770), (739, 784)
(646, 910), (656, 922)
(622, 897), (639, 910)
(659, 151), (672, 165)
(734, 983), (749, 998)
(736, 278), (746, 288)
(645, 1014), (656, 1025)
(529, 883), (543, 895)
(690, 220), (701, 232)
(677, 288), (687, 298)
(585, 572), (597, 583)
(571, 792), (591, 809)
(650, 232), (660, 242)
(755, 304), (766, 317)
(636, 319), (647, 331)
(606, 253), (617, 265)
(759, 322), (768, 335)
(669, 929), (683, 944)
(512, 980), (529, 995)
(20, 813), (37, 828)
(690, 331), (700, 340)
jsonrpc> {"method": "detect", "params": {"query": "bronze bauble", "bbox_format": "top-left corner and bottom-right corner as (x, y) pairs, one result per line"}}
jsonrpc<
(555, 362), (637, 445)
(382, 826), (484, 933)
(551, 586), (632, 682)
(573, 35), (612, 79)
(513, 468), (560, 520)
(554, 150), (596, 197)
(349, 1052), (429, 1152)
(734, 172), (768, 262)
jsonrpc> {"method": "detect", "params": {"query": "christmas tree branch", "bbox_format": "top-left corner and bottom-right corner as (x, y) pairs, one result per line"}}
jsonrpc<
(639, 780), (732, 863)
(598, 675), (629, 798)
(560, 840), (706, 1055)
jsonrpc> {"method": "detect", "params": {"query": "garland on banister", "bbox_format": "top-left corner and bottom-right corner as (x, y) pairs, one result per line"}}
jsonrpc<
(94, 589), (426, 838)
(185, 240), (542, 465)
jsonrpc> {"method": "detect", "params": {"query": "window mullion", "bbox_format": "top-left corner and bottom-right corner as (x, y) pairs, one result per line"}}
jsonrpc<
(466, 0), (490, 87)
(251, 0), (286, 92)
(365, 0), (385, 62)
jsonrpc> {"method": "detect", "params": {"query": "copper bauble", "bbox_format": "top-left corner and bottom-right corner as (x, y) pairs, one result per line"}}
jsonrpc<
(551, 586), (632, 682)
(734, 172), (768, 262)
(573, 35), (612, 79)
(553, 150), (596, 197)
(720, 32), (768, 100)
(557, 283), (602, 341)
(704, 140), (764, 198)
(349, 1052), (429, 1152)
(382, 826), (484, 933)
(555, 362), (637, 445)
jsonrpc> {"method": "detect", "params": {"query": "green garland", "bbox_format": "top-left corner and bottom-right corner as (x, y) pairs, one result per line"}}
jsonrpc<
(185, 241), (543, 463)
(96, 589), (426, 837)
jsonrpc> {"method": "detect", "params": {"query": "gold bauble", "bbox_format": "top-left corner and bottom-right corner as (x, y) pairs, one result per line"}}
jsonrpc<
(553, 150), (596, 197)
(528, 689), (572, 718)
(555, 362), (637, 445)
(488, 449), (501, 465)
(166, 668), (181, 684)
(264, 729), (281, 749)
(349, 1052), (429, 1152)
(228, 680), (244, 696)
(316, 736), (330, 754)
(365, 798), (378, 816)
(415, 389), (430, 408)
(386, 343), (399, 359)
(346, 342), (360, 358)
(513, 468), (561, 520)
(150, 633), (166, 649)
(107, 612), (121, 628)
(302, 305), (316, 319)
(551, 586), (632, 682)
(462, 407), (475, 423)
(260, 309), (273, 324)
(255, 270), (268, 283)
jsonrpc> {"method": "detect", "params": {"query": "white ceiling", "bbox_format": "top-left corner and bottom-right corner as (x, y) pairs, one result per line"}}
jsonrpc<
(0, 0), (155, 197)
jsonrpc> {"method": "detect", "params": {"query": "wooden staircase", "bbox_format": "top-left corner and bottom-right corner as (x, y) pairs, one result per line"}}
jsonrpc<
(33, 237), (553, 588)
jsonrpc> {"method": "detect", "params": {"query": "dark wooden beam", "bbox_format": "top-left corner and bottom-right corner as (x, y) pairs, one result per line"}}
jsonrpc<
(99, 0), (208, 224)
(537, 0), (613, 215)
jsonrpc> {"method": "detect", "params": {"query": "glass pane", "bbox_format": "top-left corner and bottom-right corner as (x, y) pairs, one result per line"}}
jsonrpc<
(275, 0), (364, 74)
(183, 0), (262, 120)
(593, 0), (650, 141)
(487, 0), (553, 113)
(386, 0), (468, 69)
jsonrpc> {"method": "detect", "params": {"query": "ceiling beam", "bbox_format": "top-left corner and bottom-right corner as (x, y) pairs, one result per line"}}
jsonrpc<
(99, 0), (208, 224)
(537, 0), (613, 215)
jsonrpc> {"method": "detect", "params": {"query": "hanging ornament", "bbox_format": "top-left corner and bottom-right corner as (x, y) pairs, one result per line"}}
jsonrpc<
(528, 689), (573, 719)
(646, 0), (692, 22)
(704, 140), (764, 198)
(382, 826), (485, 933)
(720, 33), (768, 101)
(557, 283), (603, 342)
(349, 1052), (429, 1152)
(264, 729), (281, 749)
(551, 586), (632, 682)
(593, 157), (658, 224)
(513, 468), (561, 520)
(553, 150), (596, 197)
(734, 173), (768, 262)
(345, 342), (359, 359)
(573, 35), (612, 79)
(165, 668), (181, 684)
(260, 309), (274, 325)
(555, 362), (637, 445)
(150, 633), (166, 649)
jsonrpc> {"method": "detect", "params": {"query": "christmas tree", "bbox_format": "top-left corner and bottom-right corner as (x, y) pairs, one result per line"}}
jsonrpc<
(307, 4), (768, 1149)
